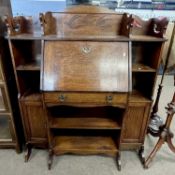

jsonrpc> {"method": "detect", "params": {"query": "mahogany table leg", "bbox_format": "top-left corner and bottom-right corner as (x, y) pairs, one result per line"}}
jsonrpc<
(138, 145), (145, 165)
(48, 149), (53, 170)
(24, 143), (32, 162)
(116, 152), (121, 171)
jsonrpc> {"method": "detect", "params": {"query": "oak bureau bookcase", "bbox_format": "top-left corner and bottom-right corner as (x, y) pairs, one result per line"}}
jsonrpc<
(5, 5), (168, 170)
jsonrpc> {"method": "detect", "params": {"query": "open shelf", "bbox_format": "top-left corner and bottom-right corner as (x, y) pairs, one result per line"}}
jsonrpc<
(53, 136), (118, 155)
(129, 90), (152, 103)
(16, 54), (41, 71)
(50, 117), (121, 130)
(48, 106), (123, 129)
(132, 63), (156, 72)
(16, 61), (40, 71)
(20, 91), (41, 101)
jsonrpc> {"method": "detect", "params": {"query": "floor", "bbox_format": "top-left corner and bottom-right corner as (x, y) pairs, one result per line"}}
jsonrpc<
(0, 75), (175, 175)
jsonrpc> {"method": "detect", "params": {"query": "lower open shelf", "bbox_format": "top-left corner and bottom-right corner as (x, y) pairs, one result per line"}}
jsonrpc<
(50, 117), (120, 129)
(52, 136), (118, 156)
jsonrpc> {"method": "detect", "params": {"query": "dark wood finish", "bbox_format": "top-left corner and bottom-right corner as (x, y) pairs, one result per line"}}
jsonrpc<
(0, 12), (22, 152)
(19, 93), (47, 141)
(48, 106), (122, 129)
(145, 91), (175, 168)
(4, 16), (33, 36)
(40, 12), (124, 37)
(42, 41), (129, 92)
(19, 92), (47, 161)
(44, 92), (127, 107)
(5, 5), (168, 168)
(53, 136), (118, 155)
(121, 102), (151, 144)
(50, 117), (120, 129)
(132, 63), (156, 72)
(131, 15), (168, 38)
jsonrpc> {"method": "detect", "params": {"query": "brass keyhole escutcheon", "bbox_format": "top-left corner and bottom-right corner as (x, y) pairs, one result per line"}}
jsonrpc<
(106, 95), (113, 103)
(59, 94), (66, 102)
(81, 46), (91, 54)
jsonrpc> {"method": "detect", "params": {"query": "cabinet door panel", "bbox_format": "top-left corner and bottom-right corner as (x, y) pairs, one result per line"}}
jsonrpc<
(0, 61), (4, 81)
(0, 115), (12, 141)
(0, 85), (10, 113)
(121, 102), (151, 143)
(21, 101), (47, 140)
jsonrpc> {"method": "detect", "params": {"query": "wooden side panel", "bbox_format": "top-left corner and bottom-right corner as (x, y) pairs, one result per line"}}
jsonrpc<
(41, 12), (123, 36)
(42, 41), (129, 92)
(121, 102), (151, 143)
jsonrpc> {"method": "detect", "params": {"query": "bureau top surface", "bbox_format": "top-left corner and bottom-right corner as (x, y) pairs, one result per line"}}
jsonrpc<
(41, 41), (130, 92)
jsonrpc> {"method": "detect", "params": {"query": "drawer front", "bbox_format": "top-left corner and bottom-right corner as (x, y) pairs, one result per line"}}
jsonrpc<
(44, 92), (127, 106)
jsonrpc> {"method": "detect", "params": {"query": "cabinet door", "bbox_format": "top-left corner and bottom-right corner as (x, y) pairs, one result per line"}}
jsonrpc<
(0, 85), (10, 113)
(0, 114), (12, 141)
(121, 102), (151, 144)
(20, 101), (47, 143)
(0, 60), (4, 81)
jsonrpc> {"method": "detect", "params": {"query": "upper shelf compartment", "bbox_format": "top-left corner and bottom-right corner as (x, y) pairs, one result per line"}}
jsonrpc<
(4, 5), (168, 41)
(39, 8), (168, 41)
(130, 15), (168, 41)
(39, 12), (131, 38)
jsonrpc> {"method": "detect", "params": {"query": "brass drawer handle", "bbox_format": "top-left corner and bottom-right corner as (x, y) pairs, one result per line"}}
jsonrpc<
(106, 95), (113, 104)
(58, 94), (66, 102)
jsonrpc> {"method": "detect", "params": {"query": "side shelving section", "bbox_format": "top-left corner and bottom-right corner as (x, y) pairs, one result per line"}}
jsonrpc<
(5, 16), (47, 161)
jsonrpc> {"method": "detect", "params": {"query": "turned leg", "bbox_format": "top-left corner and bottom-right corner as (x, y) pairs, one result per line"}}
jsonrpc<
(48, 149), (53, 170)
(116, 152), (121, 171)
(138, 145), (145, 165)
(144, 138), (164, 168)
(24, 143), (32, 162)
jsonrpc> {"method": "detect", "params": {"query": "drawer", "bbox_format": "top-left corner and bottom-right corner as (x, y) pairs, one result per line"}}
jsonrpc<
(44, 92), (127, 106)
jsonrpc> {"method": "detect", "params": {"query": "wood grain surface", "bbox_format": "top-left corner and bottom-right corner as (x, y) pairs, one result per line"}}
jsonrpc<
(42, 41), (129, 92)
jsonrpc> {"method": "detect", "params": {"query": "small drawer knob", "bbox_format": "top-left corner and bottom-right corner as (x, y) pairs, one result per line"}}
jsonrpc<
(106, 95), (113, 104)
(58, 94), (66, 102)
(81, 46), (91, 54)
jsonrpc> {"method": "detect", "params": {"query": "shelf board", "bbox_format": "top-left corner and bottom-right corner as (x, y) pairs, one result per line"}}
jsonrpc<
(16, 54), (41, 71)
(130, 35), (167, 42)
(6, 34), (167, 42)
(53, 136), (118, 155)
(129, 90), (152, 103)
(20, 91), (41, 101)
(50, 117), (121, 130)
(16, 64), (40, 71)
(132, 63), (156, 72)
(7, 34), (130, 41)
